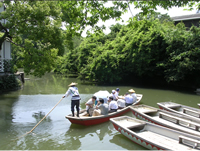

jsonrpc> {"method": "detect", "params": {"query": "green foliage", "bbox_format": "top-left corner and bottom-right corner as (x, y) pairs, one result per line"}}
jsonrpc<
(163, 24), (200, 82)
(129, 1), (200, 15)
(55, 13), (200, 86)
(0, 75), (21, 92)
(0, 1), (132, 77)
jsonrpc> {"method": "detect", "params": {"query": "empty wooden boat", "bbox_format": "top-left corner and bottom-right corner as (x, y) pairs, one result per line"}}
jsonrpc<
(65, 94), (143, 126)
(130, 104), (200, 137)
(110, 116), (200, 150)
(157, 102), (200, 121)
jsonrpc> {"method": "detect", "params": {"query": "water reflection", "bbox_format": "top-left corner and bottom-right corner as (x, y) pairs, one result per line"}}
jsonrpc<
(64, 122), (114, 150)
(0, 73), (200, 150)
(110, 134), (147, 150)
(0, 94), (19, 133)
(66, 122), (112, 141)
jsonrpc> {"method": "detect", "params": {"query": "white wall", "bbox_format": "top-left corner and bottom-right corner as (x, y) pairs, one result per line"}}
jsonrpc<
(0, 3), (11, 72)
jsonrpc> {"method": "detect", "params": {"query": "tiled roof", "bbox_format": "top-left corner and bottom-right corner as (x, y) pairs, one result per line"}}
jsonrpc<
(171, 13), (200, 21)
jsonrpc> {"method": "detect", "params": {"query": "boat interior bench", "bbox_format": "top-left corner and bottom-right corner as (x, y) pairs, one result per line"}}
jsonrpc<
(179, 135), (200, 149)
(159, 112), (200, 131)
(127, 123), (146, 131)
(166, 104), (181, 108)
(183, 108), (200, 118)
(130, 106), (157, 114)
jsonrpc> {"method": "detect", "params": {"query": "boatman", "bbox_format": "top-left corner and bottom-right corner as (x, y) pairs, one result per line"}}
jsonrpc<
(63, 82), (81, 117)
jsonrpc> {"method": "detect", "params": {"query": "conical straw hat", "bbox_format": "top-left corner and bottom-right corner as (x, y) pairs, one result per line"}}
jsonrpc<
(68, 82), (78, 86)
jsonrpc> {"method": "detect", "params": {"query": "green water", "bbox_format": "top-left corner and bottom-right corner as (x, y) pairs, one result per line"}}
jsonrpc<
(0, 73), (199, 150)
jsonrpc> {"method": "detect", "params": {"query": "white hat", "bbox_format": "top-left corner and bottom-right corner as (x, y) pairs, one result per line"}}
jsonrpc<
(68, 82), (78, 87)
(128, 89), (135, 93)
(112, 90), (115, 93)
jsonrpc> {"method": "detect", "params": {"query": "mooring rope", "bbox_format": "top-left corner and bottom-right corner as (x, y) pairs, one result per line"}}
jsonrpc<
(14, 97), (63, 141)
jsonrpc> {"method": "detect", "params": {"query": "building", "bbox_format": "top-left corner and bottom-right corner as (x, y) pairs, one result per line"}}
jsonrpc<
(171, 13), (200, 28)
(0, 4), (11, 73)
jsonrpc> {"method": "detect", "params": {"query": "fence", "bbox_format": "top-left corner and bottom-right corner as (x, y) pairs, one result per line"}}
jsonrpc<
(0, 58), (12, 73)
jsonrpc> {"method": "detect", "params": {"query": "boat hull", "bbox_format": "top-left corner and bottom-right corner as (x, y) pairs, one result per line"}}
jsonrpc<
(110, 116), (200, 150)
(112, 122), (164, 150)
(157, 102), (200, 122)
(130, 105), (200, 137)
(130, 106), (162, 126)
(67, 108), (130, 126)
(66, 94), (143, 126)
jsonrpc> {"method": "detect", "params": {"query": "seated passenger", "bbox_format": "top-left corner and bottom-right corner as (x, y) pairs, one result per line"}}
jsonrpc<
(115, 88), (120, 100)
(117, 99), (126, 109)
(124, 92), (134, 107)
(92, 98), (108, 116)
(129, 89), (137, 103)
(85, 96), (97, 116)
(110, 90), (117, 101)
(108, 96), (118, 113)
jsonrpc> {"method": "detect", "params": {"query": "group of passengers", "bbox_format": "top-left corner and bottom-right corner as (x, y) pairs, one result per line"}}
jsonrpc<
(85, 88), (138, 117)
(63, 82), (138, 117)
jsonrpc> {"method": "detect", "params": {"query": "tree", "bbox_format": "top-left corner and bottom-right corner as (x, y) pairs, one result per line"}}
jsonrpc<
(0, 0), (129, 76)
(128, 1), (199, 15)
(134, 12), (173, 23)
(0, 0), (199, 77)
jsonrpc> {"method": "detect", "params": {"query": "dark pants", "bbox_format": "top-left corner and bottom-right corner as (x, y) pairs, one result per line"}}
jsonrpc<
(109, 109), (117, 113)
(125, 103), (133, 107)
(71, 99), (80, 112)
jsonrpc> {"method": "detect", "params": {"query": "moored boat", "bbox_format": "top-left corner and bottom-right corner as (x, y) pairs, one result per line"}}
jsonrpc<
(110, 116), (200, 150)
(130, 104), (200, 137)
(65, 92), (143, 126)
(157, 102), (200, 121)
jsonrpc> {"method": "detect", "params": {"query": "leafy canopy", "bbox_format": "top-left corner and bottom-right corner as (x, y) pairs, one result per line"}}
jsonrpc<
(0, 0), (128, 76)
(0, 0), (199, 76)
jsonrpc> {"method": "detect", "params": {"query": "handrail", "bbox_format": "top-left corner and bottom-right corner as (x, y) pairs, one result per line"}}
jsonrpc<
(159, 112), (200, 131)
(183, 108), (200, 118)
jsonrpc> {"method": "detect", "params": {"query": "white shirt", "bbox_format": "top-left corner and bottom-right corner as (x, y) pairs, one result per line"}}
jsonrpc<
(86, 99), (94, 110)
(64, 86), (80, 100)
(117, 99), (126, 108)
(131, 93), (137, 103)
(110, 93), (117, 100)
(125, 95), (134, 104)
(109, 100), (118, 110)
(115, 91), (119, 99)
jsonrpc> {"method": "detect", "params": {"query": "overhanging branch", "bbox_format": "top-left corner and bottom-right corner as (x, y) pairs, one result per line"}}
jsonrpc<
(6, 37), (24, 48)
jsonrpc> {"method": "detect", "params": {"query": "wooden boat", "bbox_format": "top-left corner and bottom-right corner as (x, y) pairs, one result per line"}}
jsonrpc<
(110, 116), (200, 150)
(65, 94), (143, 126)
(198, 104), (200, 108)
(157, 102), (200, 121)
(130, 104), (200, 137)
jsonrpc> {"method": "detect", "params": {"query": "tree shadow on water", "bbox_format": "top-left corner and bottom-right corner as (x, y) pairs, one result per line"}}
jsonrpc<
(32, 111), (51, 122)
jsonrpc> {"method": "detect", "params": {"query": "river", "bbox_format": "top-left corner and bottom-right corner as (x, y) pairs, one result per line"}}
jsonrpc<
(0, 73), (199, 150)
